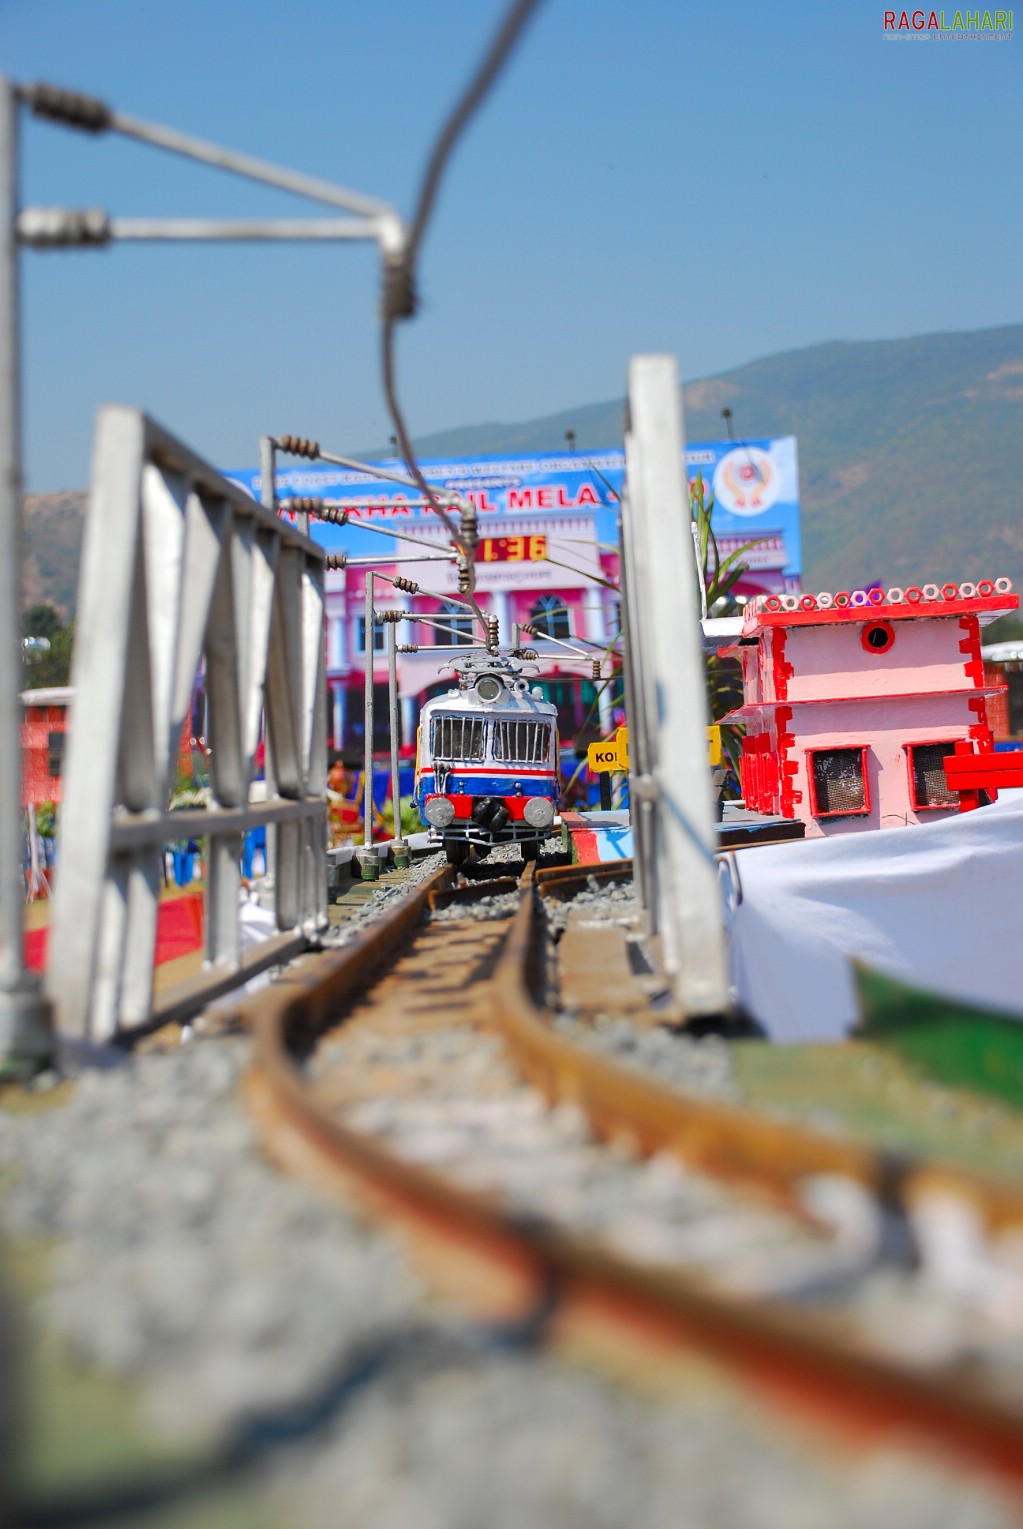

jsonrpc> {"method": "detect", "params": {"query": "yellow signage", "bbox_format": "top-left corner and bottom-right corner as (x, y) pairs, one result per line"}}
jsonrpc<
(587, 724), (721, 773)
(587, 740), (623, 773)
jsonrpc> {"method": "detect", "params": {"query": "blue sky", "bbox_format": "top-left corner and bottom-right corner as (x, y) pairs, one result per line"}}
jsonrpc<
(5, 0), (1020, 492)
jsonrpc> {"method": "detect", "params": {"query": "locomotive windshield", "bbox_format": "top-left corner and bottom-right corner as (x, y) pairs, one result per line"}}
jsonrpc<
(492, 719), (550, 765)
(430, 715), (486, 761)
(428, 713), (554, 765)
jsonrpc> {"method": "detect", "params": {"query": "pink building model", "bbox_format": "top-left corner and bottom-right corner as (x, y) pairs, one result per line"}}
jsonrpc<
(721, 578), (1019, 837)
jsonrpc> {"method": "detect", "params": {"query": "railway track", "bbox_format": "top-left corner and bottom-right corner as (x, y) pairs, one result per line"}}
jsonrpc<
(241, 858), (1023, 1494)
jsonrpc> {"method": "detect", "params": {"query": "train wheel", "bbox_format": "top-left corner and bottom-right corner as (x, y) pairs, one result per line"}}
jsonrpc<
(445, 841), (469, 867)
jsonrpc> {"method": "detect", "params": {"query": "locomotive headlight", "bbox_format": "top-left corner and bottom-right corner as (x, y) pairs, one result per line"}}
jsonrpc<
(523, 797), (554, 828)
(475, 675), (503, 702)
(423, 795), (456, 828)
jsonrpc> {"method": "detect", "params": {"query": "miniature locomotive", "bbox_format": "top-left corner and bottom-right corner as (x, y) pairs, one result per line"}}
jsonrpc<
(412, 652), (560, 864)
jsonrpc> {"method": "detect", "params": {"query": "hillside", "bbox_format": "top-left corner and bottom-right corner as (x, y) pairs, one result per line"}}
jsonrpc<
(24, 324), (1023, 615)
(368, 324), (1023, 595)
(22, 490), (87, 619)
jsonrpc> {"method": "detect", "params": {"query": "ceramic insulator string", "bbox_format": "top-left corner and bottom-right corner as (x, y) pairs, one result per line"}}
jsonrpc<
(21, 83), (112, 132)
(276, 435), (320, 459)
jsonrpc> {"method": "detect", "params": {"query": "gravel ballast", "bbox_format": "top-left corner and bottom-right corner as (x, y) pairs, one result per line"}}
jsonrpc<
(1, 856), (1021, 1527)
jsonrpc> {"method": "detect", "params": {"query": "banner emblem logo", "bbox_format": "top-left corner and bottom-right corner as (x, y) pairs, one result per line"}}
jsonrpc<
(713, 445), (780, 516)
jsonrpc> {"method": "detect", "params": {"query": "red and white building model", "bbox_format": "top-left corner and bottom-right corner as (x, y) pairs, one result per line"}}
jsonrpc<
(722, 578), (1018, 837)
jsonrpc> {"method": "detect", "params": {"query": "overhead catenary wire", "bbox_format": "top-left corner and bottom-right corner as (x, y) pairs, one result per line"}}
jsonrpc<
(16, 82), (397, 228)
(374, 567), (477, 615)
(278, 498), (459, 557)
(517, 622), (593, 660)
(275, 437), (471, 511)
(408, 616), (482, 644)
(276, 441), (488, 643)
(379, 0), (546, 636)
(341, 552), (455, 568)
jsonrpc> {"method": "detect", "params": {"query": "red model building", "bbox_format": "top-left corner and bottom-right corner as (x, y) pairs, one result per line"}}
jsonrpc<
(721, 578), (1018, 837)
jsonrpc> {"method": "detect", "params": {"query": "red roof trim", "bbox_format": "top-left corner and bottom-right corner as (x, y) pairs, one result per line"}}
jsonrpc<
(737, 593), (1017, 640)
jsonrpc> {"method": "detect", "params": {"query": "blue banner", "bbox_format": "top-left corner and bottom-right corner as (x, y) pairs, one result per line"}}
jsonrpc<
(225, 435), (800, 592)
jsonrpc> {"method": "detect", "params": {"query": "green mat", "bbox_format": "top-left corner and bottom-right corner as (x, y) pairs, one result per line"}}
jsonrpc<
(853, 961), (1023, 1111)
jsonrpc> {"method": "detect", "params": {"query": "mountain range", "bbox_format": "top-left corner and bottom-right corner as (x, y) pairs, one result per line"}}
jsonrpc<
(24, 323), (1023, 619)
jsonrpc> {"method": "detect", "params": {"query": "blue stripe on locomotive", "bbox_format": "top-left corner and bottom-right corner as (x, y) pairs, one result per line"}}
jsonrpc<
(413, 769), (559, 810)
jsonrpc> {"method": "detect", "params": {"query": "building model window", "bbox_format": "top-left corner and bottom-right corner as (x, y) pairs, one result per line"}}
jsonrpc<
(434, 601), (475, 646)
(809, 746), (868, 817)
(908, 742), (959, 809)
(529, 595), (571, 640)
(355, 617), (386, 654)
(47, 730), (64, 778)
(861, 621), (895, 654)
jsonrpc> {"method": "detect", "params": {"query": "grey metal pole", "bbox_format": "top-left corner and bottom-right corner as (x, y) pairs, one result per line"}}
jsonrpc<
(259, 433), (276, 512)
(259, 435), (277, 897)
(16, 211), (385, 246)
(357, 573), (378, 881)
(387, 622), (408, 869)
(625, 356), (729, 1018)
(0, 80), (52, 1069)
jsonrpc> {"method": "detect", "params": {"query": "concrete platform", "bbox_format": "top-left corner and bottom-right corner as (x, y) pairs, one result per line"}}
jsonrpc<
(561, 811), (633, 864)
(719, 804), (805, 849)
(562, 805), (805, 865)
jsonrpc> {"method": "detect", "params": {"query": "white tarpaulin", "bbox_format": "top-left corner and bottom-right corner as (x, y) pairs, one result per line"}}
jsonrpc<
(725, 793), (1023, 1042)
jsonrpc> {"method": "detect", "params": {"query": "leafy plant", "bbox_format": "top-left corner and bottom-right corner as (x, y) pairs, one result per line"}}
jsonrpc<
(21, 604), (74, 688)
(23, 603), (63, 640)
(690, 472), (762, 778)
(35, 800), (57, 839)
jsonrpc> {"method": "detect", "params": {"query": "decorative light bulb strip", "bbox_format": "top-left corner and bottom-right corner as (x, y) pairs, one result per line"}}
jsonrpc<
(747, 578), (1012, 618)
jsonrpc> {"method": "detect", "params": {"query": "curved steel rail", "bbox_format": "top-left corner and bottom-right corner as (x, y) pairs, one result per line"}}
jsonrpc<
(517, 864), (1023, 1237)
(241, 861), (1023, 1490)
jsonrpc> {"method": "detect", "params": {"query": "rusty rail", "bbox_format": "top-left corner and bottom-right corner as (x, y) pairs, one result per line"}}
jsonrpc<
(240, 860), (1023, 1490)
(504, 865), (1023, 1238)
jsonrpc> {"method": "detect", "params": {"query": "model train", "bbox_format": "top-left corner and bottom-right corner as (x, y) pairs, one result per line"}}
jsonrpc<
(412, 652), (560, 864)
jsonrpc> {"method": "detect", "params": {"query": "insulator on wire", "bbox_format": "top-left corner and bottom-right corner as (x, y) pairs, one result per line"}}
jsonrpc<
(316, 503), (350, 527)
(324, 554), (347, 571)
(519, 647), (538, 660)
(277, 435), (320, 460)
(520, 622), (537, 637)
(279, 495), (326, 516)
(22, 83), (111, 133)
(397, 644), (419, 654)
(592, 659), (601, 680)
(459, 502), (478, 551)
(376, 609), (403, 623)
(486, 615), (499, 652)
(457, 558), (471, 594)
(382, 252), (417, 321)
(392, 575), (419, 594)
(18, 207), (111, 247)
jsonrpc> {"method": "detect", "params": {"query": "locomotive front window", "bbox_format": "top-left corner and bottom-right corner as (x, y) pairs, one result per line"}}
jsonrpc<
(431, 715), (486, 762)
(492, 719), (551, 765)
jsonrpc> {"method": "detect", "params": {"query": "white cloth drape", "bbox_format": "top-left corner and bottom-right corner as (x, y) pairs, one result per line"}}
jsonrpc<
(725, 793), (1023, 1042)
